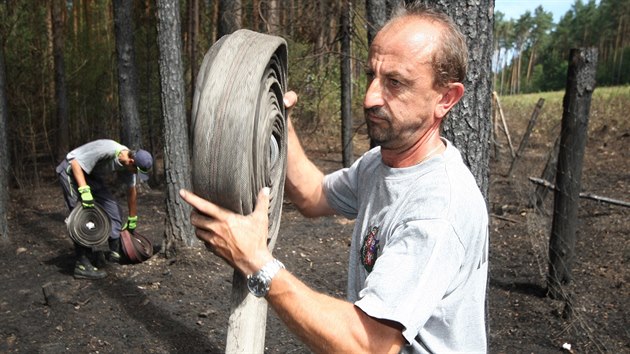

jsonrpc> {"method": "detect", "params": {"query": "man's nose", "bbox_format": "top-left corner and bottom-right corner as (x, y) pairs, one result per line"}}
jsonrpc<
(364, 78), (384, 109)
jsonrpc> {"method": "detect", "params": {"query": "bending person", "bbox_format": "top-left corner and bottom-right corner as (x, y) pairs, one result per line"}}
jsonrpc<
(56, 139), (152, 279)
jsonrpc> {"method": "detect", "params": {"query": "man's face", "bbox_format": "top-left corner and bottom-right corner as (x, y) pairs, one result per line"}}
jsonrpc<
(118, 152), (137, 173)
(364, 18), (445, 150)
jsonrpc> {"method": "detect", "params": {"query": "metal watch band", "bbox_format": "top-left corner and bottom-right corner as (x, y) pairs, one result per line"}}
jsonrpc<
(260, 258), (284, 280)
(247, 258), (285, 298)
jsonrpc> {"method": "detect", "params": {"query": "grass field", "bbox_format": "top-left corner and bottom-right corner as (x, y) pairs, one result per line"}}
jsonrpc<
(497, 85), (630, 136)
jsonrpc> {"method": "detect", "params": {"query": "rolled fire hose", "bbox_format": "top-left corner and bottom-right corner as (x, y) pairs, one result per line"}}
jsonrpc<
(120, 229), (153, 263)
(66, 204), (111, 248)
(191, 29), (287, 251)
(190, 29), (288, 354)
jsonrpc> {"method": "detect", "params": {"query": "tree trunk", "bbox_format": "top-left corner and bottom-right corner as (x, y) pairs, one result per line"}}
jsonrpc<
(366, 0), (387, 46)
(365, 0), (400, 148)
(188, 0), (199, 103)
(526, 44), (536, 84)
(156, 0), (196, 254)
(267, 0), (280, 34)
(113, 0), (142, 149)
(51, 0), (69, 160)
(340, 0), (353, 167)
(516, 50), (522, 93)
(218, 0), (242, 37)
(0, 29), (10, 241)
(433, 0), (493, 201)
(547, 48), (598, 300)
(142, 0), (158, 186)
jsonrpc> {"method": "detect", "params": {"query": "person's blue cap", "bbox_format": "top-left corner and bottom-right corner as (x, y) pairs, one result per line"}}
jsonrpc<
(134, 149), (153, 181)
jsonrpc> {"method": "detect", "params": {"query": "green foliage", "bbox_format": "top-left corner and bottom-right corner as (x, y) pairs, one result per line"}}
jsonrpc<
(287, 40), (340, 132)
(494, 0), (630, 95)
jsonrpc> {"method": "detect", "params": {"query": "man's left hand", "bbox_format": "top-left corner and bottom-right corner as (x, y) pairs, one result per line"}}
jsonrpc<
(179, 188), (273, 275)
(124, 215), (138, 233)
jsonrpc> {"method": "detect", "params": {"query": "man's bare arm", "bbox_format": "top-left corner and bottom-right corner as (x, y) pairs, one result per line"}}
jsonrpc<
(283, 92), (335, 217)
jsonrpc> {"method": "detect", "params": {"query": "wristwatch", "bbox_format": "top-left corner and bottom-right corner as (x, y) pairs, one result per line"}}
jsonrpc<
(246, 258), (285, 298)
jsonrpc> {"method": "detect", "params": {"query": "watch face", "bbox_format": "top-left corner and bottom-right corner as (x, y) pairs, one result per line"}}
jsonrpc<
(247, 275), (268, 297)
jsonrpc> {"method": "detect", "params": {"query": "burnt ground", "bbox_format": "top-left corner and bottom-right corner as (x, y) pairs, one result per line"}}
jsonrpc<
(0, 118), (628, 353)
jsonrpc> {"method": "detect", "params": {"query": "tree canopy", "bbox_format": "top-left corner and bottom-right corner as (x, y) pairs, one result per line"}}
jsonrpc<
(494, 0), (630, 95)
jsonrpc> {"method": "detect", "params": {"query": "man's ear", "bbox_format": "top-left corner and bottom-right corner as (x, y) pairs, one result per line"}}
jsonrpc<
(435, 83), (464, 119)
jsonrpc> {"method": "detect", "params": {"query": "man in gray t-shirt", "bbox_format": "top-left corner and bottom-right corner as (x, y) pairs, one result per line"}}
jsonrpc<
(56, 139), (152, 279)
(324, 140), (488, 352)
(181, 3), (488, 353)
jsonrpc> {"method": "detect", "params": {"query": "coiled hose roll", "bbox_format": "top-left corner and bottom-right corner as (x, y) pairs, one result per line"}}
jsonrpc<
(66, 204), (110, 248)
(190, 29), (288, 251)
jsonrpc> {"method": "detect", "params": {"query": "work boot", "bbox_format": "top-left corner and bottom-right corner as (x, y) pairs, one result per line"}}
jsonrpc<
(93, 251), (107, 268)
(74, 258), (107, 280)
(108, 237), (122, 263)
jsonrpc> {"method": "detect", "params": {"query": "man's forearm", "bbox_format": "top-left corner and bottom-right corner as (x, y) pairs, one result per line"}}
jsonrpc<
(127, 187), (137, 216)
(70, 160), (87, 187)
(267, 269), (404, 354)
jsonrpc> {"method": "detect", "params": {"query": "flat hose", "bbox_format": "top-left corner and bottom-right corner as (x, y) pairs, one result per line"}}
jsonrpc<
(190, 29), (288, 353)
(120, 229), (153, 263)
(191, 29), (287, 251)
(66, 204), (111, 248)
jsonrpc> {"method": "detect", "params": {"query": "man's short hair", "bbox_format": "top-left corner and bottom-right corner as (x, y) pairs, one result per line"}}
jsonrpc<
(389, 2), (468, 88)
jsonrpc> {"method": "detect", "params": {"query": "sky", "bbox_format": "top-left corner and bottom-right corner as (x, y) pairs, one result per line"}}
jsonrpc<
(494, 0), (583, 23)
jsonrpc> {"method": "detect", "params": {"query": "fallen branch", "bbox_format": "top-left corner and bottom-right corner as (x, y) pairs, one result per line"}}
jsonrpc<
(490, 214), (520, 223)
(528, 177), (630, 208)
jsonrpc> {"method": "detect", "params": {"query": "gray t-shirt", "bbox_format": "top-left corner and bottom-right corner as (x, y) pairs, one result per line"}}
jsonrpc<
(323, 139), (488, 353)
(66, 139), (136, 187)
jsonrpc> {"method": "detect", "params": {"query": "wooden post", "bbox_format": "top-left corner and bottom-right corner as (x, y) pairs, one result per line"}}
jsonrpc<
(507, 98), (544, 176)
(547, 48), (598, 300)
(491, 92), (500, 158)
(492, 92), (516, 158)
(226, 274), (269, 353)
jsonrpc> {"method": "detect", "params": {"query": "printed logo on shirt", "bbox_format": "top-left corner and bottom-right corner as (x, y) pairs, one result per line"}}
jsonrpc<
(360, 226), (380, 272)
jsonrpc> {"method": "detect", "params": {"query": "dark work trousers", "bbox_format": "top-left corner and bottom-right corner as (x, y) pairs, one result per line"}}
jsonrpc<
(56, 160), (124, 246)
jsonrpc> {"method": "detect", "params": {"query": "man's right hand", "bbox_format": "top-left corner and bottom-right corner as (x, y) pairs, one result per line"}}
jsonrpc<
(78, 185), (94, 208)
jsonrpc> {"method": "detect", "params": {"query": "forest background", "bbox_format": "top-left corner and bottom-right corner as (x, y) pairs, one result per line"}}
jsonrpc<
(0, 1), (628, 352)
(1, 0), (627, 189)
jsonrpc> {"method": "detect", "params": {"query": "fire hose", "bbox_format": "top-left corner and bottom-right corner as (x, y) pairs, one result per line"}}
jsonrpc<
(66, 204), (110, 248)
(190, 29), (288, 353)
(190, 29), (288, 250)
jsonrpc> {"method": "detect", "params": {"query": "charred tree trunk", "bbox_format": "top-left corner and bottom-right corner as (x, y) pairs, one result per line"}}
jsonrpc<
(547, 48), (598, 300)
(51, 0), (69, 160)
(366, 0), (387, 46)
(113, 0), (142, 149)
(0, 31), (10, 241)
(156, 0), (196, 253)
(340, 0), (353, 167)
(365, 0), (402, 148)
(218, 0), (242, 37)
(188, 0), (199, 105)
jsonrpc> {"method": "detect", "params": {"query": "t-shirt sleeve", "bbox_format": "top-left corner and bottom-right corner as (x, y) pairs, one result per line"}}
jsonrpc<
(354, 218), (464, 345)
(323, 165), (360, 219)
